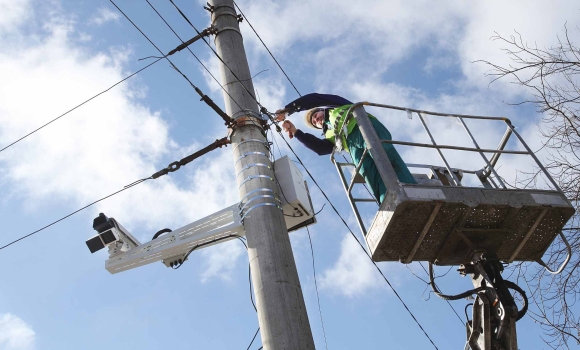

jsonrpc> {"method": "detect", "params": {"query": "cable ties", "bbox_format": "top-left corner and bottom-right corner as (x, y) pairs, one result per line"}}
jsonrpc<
(239, 195), (281, 215)
(238, 188), (275, 208)
(236, 163), (271, 178)
(240, 203), (282, 222)
(235, 151), (268, 165)
(238, 175), (274, 189)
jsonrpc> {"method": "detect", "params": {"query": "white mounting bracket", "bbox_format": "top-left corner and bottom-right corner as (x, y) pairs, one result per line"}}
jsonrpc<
(105, 204), (244, 274)
(102, 156), (316, 274)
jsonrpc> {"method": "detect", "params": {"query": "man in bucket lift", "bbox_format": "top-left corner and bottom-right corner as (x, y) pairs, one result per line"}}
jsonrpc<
(276, 93), (416, 204)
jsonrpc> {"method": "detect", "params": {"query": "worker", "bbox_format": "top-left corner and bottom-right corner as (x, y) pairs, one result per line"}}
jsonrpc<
(276, 93), (416, 204)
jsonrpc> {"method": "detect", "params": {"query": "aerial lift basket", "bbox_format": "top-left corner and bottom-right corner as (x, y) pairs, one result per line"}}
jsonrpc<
(332, 103), (574, 267)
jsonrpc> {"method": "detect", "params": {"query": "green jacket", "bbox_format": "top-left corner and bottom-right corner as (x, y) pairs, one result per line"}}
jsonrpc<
(324, 104), (376, 151)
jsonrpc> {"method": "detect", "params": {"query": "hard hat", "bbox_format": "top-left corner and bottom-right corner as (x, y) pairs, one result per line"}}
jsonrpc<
(304, 108), (325, 129)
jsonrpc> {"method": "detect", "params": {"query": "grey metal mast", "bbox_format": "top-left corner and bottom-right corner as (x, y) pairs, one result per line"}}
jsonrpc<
(208, 0), (315, 348)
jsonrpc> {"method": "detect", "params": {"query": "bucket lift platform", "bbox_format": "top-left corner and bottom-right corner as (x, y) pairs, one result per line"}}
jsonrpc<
(366, 184), (573, 265)
(332, 103), (575, 267)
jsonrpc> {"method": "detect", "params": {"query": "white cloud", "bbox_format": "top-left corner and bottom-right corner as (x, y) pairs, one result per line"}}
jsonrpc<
(0, 0), (30, 33)
(89, 7), (120, 26)
(319, 234), (383, 297)
(0, 314), (35, 350)
(201, 239), (245, 283)
(0, 5), (238, 236)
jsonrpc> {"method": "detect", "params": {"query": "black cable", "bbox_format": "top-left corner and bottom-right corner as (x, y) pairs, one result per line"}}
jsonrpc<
(109, 0), (231, 125)
(172, 234), (246, 269)
(0, 177), (149, 251)
(464, 303), (473, 322)
(0, 58), (162, 154)
(504, 280), (528, 321)
(273, 128), (439, 349)
(306, 227), (329, 350)
(168, 0), (263, 109)
(428, 262), (491, 301)
(144, 0), (246, 114)
(418, 262), (465, 326)
(246, 327), (260, 350)
(232, 1), (301, 97)
(152, 228), (172, 240)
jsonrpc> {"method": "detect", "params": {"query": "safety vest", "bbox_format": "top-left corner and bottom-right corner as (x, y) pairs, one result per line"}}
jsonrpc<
(324, 104), (376, 152)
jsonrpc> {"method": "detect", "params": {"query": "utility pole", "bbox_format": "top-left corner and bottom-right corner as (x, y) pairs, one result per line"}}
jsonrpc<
(208, 0), (315, 349)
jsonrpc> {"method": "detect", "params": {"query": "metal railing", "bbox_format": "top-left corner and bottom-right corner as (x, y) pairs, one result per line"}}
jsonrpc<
(330, 102), (564, 234)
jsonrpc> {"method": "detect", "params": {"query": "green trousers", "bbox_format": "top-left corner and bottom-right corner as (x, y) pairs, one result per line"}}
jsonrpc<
(347, 117), (416, 203)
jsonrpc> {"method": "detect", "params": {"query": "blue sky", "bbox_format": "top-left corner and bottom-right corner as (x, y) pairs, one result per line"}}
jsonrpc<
(0, 0), (579, 349)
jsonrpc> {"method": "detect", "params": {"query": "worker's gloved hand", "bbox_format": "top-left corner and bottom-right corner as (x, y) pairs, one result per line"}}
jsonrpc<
(275, 109), (288, 121)
(282, 120), (296, 139)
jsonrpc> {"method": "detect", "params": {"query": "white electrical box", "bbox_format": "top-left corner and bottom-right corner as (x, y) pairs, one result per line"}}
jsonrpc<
(273, 156), (316, 231)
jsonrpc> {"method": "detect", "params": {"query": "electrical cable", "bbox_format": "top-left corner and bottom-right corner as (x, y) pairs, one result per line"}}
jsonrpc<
(0, 178), (149, 251)
(168, 0), (263, 109)
(418, 262), (465, 326)
(428, 262), (491, 301)
(306, 227), (329, 350)
(464, 303), (473, 322)
(232, 1), (301, 97)
(504, 280), (528, 321)
(144, 0), (245, 114)
(152, 228), (172, 240)
(0, 58), (162, 155)
(246, 327), (260, 350)
(272, 126), (440, 349)
(127, 2), (434, 346)
(109, 0), (233, 125)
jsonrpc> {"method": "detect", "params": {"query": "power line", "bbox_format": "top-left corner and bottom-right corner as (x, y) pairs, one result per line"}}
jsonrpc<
(232, 1), (302, 98)
(0, 178), (149, 251)
(306, 227), (329, 350)
(147, 0), (438, 349)
(109, 1), (207, 102)
(167, 0), (264, 110)
(0, 58), (162, 155)
(271, 125), (439, 349)
(144, 0), (246, 114)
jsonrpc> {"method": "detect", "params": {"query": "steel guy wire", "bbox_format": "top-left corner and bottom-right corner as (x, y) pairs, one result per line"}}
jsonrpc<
(273, 128), (440, 349)
(0, 58), (162, 155)
(306, 227), (329, 350)
(144, 0), (246, 114)
(0, 178), (150, 251)
(232, 1), (302, 98)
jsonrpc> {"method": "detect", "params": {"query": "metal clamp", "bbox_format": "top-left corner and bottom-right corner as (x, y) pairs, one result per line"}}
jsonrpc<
(240, 202), (282, 222)
(236, 163), (271, 178)
(239, 195), (281, 215)
(239, 188), (275, 207)
(232, 109), (263, 120)
(239, 175), (274, 188)
(215, 26), (242, 37)
(232, 139), (271, 152)
(235, 151), (268, 165)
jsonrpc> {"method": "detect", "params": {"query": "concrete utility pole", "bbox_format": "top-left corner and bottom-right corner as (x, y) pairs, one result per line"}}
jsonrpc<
(209, 0), (315, 349)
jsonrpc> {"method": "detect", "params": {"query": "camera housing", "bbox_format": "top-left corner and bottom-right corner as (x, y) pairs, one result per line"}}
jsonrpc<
(86, 213), (140, 254)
